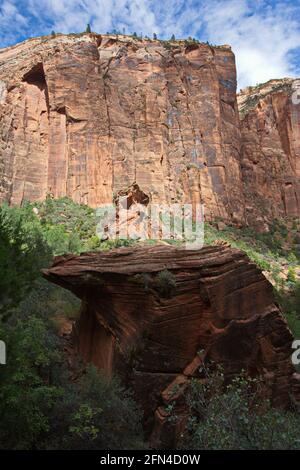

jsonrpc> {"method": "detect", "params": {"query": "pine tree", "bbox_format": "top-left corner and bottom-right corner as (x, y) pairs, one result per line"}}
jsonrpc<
(171, 34), (175, 41)
(153, 33), (157, 40)
(86, 23), (91, 33)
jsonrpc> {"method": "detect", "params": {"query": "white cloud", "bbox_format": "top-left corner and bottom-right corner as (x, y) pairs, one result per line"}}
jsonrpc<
(26, 0), (201, 39)
(199, 0), (300, 88)
(0, 1), (28, 48)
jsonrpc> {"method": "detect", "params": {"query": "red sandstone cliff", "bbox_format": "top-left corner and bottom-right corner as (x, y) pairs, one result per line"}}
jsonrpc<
(238, 79), (300, 229)
(0, 34), (244, 223)
(1, 35), (299, 229)
(43, 244), (300, 447)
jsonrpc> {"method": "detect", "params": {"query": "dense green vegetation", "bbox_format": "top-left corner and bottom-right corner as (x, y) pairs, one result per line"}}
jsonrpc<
(0, 204), (51, 318)
(0, 200), (144, 449)
(178, 369), (300, 450)
(0, 198), (299, 449)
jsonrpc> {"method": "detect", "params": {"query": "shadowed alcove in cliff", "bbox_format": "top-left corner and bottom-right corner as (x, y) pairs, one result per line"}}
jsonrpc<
(22, 62), (50, 117)
(23, 63), (47, 88)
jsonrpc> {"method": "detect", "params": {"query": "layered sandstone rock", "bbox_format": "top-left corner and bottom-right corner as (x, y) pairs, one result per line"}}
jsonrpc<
(1, 34), (299, 230)
(43, 244), (298, 447)
(0, 34), (244, 222)
(238, 79), (300, 228)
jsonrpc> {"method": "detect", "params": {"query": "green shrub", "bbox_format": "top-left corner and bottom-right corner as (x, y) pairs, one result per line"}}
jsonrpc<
(45, 365), (145, 450)
(287, 267), (297, 284)
(0, 283), (144, 450)
(0, 204), (51, 318)
(0, 313), (62, 449)
(154, 270), (177, 298)
(277, 282), (300, 338)
(178, 371), (300, 450)
(133, 273), (152, 292)
(0, 197), (146, 450)
(37, 196), (96, 244)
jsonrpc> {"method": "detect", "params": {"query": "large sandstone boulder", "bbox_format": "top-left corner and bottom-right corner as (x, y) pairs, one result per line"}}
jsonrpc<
(43, 244), (298, 447)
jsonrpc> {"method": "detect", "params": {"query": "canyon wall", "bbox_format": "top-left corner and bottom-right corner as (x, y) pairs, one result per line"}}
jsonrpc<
(1, 35), (299, 227)
(238, 79), (300, 229)
(0, 33), (244, 222)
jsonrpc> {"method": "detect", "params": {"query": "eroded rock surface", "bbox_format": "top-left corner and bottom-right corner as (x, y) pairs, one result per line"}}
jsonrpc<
(0, 34), (244, 222)
(1, 35), (300, 229)
(238, 79), (300, 228)
(43, 244), (298, 447)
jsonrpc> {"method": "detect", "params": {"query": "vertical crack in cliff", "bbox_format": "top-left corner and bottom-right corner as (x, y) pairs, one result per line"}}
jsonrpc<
(101, 53), (117, 139)
(173, 51), (203, 206)
(57, 106), (70, 197)
(216, 71), (233, 218)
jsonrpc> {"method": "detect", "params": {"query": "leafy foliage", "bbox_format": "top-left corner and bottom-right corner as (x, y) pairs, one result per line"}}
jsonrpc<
(46, 365), (145, 450)
(0, 284), (144, 449)
(0, 204), (51, 318)
(0, 312), (62, 449)
(155, 270), (177, 298)
(0, 199), (144, 449)
(0, 198), (136, 317)
(36, 196), (96, 253)
(178, 370), (300, 450)
(277, 282), (300, 339)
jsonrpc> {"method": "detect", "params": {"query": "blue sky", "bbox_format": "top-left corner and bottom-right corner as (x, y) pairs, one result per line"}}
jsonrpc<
(0, 0), (300, 88)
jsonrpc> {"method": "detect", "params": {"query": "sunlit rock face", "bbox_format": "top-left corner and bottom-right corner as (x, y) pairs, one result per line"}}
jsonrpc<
(0, 33), (244, 223)
(2, 34), (299, 228)
(238, 79), (300, 228)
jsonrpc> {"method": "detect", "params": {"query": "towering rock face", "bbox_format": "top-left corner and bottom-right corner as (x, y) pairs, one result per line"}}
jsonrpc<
(238, 79), (300, 229)
(0, 34), (244, 222)
(1, 35), (299, 228)
(43, 245), (299, 448)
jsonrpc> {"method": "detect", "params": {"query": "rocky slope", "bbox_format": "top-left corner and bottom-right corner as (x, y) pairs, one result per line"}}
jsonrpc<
(238, 79), (300, 229)
(43, 244), (300, 448)
(0, 33), (244, 223)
